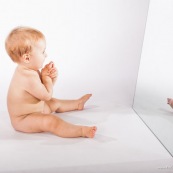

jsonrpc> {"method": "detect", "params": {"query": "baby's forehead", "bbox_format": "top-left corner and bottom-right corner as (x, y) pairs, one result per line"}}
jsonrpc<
(33, 39), (46, 49)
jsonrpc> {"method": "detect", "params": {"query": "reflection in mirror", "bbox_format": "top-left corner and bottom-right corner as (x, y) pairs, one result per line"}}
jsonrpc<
(133, 0), (173, 156)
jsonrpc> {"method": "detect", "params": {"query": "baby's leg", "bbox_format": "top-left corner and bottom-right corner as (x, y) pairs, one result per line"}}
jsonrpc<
(167, 98), (173, 108)
(46, 94), (92, 113)
(12, 113), (97, 138)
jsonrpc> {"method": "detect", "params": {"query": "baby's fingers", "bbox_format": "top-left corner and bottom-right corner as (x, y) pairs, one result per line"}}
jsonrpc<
(44, 61), (54, 71)
(50, 69), (58, 78)
(50, 72), (57, 78)
(50, 68), (57, 73)
(50, 73), (57, 79)
(50, 66), (57, 73)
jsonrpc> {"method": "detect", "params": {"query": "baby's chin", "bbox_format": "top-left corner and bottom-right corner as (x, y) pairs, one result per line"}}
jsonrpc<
(39, 64), (44, 69)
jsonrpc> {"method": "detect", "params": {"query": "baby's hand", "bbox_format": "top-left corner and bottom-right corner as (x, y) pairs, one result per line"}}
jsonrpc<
(49, 63), (58, 85)
(41, 62), (53, 76)
(41, 63), (52, 84)
(41, 62), (58, 85)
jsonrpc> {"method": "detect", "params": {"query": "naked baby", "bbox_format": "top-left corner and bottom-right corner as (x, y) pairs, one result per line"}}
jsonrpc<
(5, 26), (97, 138)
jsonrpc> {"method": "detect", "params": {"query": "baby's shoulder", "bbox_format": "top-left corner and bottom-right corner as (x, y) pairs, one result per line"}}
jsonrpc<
(15, 67), (40, 82)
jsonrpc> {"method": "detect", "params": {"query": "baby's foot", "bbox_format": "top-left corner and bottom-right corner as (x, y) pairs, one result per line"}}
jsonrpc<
(82, 126), (97, 138)
(167, 98), (173, 108)
(78, 94), (92, 110)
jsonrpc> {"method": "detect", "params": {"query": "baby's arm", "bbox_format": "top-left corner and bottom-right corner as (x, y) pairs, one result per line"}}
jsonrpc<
(24, 62), (57, 101)
(41, 73), (53, 100)
(24, 71), (53, 101)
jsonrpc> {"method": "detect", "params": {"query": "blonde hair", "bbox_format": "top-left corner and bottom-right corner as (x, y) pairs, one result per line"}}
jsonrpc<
(5, 26), (45, 62)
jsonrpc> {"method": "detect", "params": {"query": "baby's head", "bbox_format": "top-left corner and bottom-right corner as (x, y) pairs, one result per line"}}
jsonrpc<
(5, 26), (45, 62)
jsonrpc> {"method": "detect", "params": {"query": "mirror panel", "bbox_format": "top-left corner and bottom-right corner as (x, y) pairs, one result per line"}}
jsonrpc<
(133, 0), (173, 156)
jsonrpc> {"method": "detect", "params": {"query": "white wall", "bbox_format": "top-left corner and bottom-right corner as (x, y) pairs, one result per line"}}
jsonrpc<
(133, 0), (173, 155)
(0, 0), (149, 111)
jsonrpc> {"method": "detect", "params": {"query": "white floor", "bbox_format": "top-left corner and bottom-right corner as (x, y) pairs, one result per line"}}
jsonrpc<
(0, 103), (172, 173)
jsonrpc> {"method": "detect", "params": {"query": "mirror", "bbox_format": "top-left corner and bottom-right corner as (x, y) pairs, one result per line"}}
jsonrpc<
(133, 0), (173, 156)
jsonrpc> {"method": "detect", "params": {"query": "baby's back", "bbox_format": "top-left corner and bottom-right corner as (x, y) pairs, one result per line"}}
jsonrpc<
(7, 65), (44, 119)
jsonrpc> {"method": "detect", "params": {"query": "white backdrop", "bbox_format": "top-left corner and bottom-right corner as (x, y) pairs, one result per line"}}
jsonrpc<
(0, 0), (149, 111)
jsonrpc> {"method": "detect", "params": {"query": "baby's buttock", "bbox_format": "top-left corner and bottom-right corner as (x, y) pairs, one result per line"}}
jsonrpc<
(8, 101), (52, 130)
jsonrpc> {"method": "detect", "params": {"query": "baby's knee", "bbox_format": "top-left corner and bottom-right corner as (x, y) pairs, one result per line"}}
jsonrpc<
(42, 115), (62, 132)
(46, 98), (61, 113)
(43, 102), (52, 114)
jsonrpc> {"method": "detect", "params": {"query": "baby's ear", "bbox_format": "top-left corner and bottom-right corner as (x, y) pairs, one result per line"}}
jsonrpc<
(22, 53), (30, 63)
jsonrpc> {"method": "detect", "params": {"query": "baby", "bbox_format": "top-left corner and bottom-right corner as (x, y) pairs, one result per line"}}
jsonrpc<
(5, 26), (97, 138)
(167, 98), (173, 109)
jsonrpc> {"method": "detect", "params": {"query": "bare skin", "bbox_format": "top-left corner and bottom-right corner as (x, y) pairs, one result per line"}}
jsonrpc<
(7, 39), (97, 138)
(167, 98), (173, 109)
